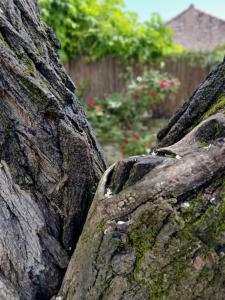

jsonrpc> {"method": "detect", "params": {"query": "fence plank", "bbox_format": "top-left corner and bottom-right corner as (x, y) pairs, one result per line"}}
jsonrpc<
(65, 56), (210, 117)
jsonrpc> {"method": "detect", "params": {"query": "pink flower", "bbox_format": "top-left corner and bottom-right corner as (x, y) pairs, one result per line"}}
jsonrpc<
(160, 80), (169, 90)
(159, 80), (166, 86)
(95, 105), (103, 111)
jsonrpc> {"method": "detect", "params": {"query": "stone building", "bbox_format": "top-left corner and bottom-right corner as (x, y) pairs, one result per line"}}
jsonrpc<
(166, 4), (225, 51)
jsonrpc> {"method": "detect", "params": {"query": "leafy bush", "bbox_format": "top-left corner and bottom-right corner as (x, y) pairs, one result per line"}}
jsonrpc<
(39, 0), (183, 62)
(82, 70), (181, 157)
(128, 70), (180, 108)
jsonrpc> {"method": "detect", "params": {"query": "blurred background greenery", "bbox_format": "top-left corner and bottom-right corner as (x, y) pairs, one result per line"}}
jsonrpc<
(39, 0), (225, 164)
(39, 0), (182, 62)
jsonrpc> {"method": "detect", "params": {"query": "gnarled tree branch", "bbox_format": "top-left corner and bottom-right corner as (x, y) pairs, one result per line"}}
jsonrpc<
(60, 60), (225, 300)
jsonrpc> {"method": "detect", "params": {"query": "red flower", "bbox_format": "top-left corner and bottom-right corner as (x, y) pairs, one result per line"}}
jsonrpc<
(134, 134), (141, 141)
(86, 99), (95, 107)
(160, 80), (169, 90)
(146, 143), (152, 149)
(170, 80), (175, 87)
(159, 80), (167, 86)
(150, 91), (157, 97)
(132, 93), (140, 100)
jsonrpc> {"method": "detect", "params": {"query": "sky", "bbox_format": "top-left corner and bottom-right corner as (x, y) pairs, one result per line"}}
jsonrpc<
(124, 0), (225, 22)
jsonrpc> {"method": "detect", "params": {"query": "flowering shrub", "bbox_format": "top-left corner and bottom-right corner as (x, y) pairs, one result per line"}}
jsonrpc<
(128, 70), (181, 111)
(82, 70), (181, 158)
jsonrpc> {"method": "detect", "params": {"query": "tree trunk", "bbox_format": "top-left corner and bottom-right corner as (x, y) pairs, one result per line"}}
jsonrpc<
(2, 1), (225, 299)
(0, 1), (105, 299)
(60, 59), (225, 300)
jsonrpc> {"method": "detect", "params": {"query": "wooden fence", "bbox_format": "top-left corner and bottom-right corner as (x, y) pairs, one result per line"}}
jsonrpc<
(65, 56), (210, 117)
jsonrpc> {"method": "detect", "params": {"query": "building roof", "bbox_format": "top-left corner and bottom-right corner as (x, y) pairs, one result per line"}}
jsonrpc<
(166, 5), (225, 51)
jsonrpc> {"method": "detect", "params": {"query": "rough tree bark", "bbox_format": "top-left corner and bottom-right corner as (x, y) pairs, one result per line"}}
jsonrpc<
(0, 1), (105, 299)
(2, 1), (225, 300)
(60, 59), (225, 300)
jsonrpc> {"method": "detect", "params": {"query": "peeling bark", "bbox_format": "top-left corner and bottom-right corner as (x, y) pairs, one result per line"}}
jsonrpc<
(0, 1), (105, 299)
(60, 60), (225, 299)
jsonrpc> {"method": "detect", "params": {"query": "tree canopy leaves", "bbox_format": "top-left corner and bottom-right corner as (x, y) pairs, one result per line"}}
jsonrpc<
(39, 0), (183, 62)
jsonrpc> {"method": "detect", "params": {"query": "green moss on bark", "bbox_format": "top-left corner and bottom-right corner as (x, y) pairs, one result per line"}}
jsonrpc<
(126, 183), (225, 299)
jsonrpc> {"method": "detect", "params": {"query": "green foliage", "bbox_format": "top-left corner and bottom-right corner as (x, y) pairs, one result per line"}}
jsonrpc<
(39, 0), (182, 62)
(128, 70), (180, 106)
(168, 44), (225, 69)
(82, 70), (181, 156)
